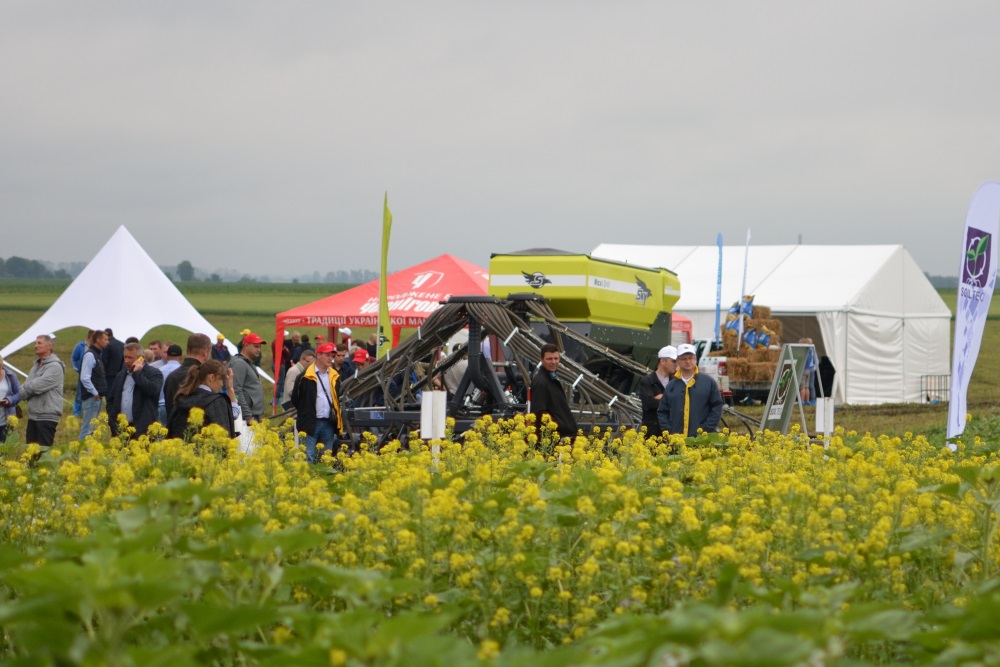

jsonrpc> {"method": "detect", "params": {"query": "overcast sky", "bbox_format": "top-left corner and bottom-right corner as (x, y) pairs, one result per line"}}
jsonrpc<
(3, 1), (998, 278)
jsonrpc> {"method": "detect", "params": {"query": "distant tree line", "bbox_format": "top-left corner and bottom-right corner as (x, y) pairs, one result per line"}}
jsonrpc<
(925, 274), (958, 289)
(171, 259), (377, 284)
(0, 256), (70, 279)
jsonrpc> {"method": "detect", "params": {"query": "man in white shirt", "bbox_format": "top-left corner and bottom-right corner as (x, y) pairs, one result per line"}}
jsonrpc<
(290, 343), (344, 463)
(157, 344), (184, 423)
(283, 349), (315, 400)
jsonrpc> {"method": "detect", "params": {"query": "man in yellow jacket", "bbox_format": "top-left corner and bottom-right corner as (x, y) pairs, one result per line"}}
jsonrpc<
(290, 342), (345, 463)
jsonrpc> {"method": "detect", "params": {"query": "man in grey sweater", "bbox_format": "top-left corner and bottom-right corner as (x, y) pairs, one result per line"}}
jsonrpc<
(21, 334), (66, 449)
(229, 333), (266, 423)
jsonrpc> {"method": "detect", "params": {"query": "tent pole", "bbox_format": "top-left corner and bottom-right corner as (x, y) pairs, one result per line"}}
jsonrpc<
(273, 321), (285, 414)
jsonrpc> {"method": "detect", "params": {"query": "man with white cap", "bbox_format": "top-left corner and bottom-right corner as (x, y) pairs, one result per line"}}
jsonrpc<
(339, 327), (353, 349)
(657, 343), (723, 438)
(637, 345), (677, 438)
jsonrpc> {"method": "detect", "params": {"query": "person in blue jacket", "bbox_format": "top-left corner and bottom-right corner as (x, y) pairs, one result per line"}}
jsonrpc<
(70, 331), (91, 418)
(0, 354), (22, 443)
(657, 343), (723, 438)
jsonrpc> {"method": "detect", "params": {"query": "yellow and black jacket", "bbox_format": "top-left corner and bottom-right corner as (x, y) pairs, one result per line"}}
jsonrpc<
(290, 363), (343, 436)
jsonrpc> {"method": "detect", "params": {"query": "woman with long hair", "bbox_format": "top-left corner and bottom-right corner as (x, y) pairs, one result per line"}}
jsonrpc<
(166, 359), (240, 439)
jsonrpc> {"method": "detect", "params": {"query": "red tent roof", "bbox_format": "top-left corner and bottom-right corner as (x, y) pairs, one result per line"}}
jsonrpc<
(277, 254), (489, 329)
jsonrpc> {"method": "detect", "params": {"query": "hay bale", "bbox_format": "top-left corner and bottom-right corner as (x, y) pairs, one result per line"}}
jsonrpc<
(753, 317), (783, 340)
(727, 358), (751, 382)
(754, 305), (772, 319)
(722, 333), (740, 355)
(749, 347), (780, 364)
(749, 362), (775, 382)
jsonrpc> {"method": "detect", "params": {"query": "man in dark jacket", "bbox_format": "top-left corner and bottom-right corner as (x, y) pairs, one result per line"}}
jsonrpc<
(290, 342), (344, 463)
(164, 333), (212, 419)
(637, 345), (677, 438)
(210, 334), (231, 363)
(101, 328), (126, 380)
(108, 342), (163, 438)
(657, 343), (723, 438)
(530, 343), (577, 439)
(78, 329), (109, 440)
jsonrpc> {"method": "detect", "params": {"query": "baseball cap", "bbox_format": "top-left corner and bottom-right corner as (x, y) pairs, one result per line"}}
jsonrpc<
(216, 333), (225, 341)
(166, 344), (183, 357)
(315, 342), (336, 354)
(677, 343), (697, 357)
(339, 327), (352, 336)
(242, 333), (266, 345)
(658, 345), (677, 360)
(353, 349), (370, 363)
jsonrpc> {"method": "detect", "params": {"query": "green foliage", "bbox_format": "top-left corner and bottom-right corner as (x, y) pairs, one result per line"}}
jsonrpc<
(176, 260), (195, 282)
(0, 422), (999, 663)
(0, 256), (55, 279)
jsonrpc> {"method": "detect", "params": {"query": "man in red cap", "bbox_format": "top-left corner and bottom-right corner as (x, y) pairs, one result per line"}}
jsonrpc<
(353, 348), (371, 368)
(290, 342), (345, 463)
(230, 332), (266, 423)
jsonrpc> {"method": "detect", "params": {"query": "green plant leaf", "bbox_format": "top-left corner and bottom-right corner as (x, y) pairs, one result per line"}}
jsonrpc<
(180, 602), (280, 639)
(977, 234), (989, 257)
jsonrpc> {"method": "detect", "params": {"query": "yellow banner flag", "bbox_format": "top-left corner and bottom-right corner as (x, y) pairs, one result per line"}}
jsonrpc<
(378, 192), (393, 357)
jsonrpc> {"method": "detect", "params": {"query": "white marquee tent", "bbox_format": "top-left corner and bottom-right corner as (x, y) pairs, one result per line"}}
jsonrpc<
(2, 226), (271, 382)
(592, 244), (951, 405)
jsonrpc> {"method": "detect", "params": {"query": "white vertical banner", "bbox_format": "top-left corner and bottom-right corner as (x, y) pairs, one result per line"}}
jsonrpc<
(948, 182), (1000, 439)
(714, 232), (723, 344)
(737, 229), (751, 349)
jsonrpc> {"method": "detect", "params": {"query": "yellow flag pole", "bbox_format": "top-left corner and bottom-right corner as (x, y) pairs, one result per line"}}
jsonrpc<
(377, 192), (393, 358)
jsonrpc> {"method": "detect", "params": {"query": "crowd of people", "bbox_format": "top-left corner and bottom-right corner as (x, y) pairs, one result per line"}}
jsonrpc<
(0, 324), (728, 460)
(0, 329), (264, 454)
(0, 325), (388, 462)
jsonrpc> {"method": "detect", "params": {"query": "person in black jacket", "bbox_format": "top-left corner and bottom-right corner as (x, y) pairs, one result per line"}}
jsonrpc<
(164, 334), (212, 419)
(530, 343), (577, 439)
(637, 345), (677, 438)
(101, 328), (126, 381)
(78, 330), (110, 440)
(107, 342), (163, 439)
(167, 360), (238, 439)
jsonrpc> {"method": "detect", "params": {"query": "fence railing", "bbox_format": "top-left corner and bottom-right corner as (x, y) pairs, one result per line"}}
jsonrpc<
(920, 375), (950, 404)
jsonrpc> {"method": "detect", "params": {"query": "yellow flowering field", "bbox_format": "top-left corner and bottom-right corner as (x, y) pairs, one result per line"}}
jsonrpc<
(1, 412), (1000, 665)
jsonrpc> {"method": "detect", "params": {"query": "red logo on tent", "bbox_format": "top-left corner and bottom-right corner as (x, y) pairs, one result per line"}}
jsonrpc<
(411, 271), (444, 290)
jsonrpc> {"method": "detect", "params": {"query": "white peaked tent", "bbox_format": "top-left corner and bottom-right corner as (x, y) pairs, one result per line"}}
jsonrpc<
(592, 244), (951, 405)
(2, 226), (272, 382)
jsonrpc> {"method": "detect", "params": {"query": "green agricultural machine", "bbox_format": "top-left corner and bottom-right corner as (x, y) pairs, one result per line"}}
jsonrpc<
(487, 249), (680, 395)
(336, 248), (755, 444)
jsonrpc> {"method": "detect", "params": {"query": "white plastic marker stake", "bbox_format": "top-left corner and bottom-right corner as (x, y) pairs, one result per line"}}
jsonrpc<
(421, 390), (447, 469)
(815, 398), (834, 445)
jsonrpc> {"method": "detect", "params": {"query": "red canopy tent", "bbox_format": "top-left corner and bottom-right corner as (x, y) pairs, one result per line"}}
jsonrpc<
(273, 254), (489, 383)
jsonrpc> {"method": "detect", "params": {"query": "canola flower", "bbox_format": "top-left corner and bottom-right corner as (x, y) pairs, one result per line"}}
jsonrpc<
(0, 412), (999, 664)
